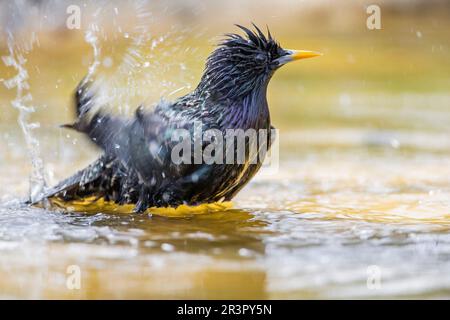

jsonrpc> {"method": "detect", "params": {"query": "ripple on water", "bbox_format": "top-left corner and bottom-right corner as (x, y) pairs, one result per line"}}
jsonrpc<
(1, 130), (450, 298)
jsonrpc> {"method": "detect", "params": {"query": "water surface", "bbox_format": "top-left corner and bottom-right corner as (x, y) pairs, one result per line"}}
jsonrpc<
(1, 126), (449, 299)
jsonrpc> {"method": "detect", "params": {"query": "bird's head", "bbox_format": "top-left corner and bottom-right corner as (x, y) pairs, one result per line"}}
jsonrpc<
(196, 24), (322, 101)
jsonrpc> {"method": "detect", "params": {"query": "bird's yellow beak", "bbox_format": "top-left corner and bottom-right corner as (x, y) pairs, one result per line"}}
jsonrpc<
(274, 49), (322, 66)
(288, 49), (323, 61)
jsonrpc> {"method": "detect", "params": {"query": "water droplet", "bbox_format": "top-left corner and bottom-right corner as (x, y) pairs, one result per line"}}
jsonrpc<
(238, 248), (254, 257)
(103, 57), (113, 68)
(339, 93), (352, 107)
(161, 243), (175, 252)
(390, 139), (400, 149)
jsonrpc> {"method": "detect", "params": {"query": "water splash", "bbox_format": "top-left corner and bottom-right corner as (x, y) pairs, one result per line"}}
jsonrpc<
(84, 25), (101, 82)
(95, 1), (196, 113)
(2, 33), (46, 202)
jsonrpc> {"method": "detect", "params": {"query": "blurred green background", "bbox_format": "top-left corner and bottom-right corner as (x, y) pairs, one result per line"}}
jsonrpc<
(1, 0), (449, 132)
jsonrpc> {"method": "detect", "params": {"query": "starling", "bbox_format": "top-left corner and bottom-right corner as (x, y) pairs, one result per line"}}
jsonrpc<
(36, 24), (321, 213)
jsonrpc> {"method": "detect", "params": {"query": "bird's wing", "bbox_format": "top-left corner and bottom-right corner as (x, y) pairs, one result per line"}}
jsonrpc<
(62, 78), (133, 163)
(63, 79), (219, 210)
(66, 78), (206, 179)
(128, 104), (209, 180)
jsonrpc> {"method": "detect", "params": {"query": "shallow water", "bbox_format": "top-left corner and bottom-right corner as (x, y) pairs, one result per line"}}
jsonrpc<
(0, 1), (449, 299)
(1, 126), (449, 299)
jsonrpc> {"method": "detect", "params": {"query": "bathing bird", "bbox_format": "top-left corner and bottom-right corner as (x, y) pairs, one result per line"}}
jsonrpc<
(35, 24), (321, 212)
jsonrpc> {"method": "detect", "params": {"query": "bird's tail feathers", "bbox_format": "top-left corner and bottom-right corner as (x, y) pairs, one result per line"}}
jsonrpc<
(61, 76), (132, 162)
(61, 76), (103, 133)
(31, 157), (109, 206)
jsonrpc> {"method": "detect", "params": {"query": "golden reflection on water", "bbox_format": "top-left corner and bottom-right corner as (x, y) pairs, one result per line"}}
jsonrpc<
(0, 242), (268, 299)
(1, 146), (450, 298)
(50, 198), (234, 217)
(1, 145), (449, 299)
(0, 204), (271, 299)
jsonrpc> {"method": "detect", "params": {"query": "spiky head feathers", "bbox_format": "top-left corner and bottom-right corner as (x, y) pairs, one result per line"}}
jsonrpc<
(196, 24), (289, 101)
(221, 24), (285, 69)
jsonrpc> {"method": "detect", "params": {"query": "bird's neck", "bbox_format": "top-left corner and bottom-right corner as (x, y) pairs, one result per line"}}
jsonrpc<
(195, 67), (273, 102)
(217, 79), (271, 131)
(191, 70), (273, 130)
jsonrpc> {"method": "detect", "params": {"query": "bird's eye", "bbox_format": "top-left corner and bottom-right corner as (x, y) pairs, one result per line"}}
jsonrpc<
(255, 53), (267, 63)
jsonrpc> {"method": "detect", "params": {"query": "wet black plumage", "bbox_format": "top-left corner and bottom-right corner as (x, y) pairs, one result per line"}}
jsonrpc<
(36, 24), (321, 212)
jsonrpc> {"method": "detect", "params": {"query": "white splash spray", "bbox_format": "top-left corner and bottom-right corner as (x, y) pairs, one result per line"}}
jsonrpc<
(2, 33), (46, 202)
(84, 24), (101, 82)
